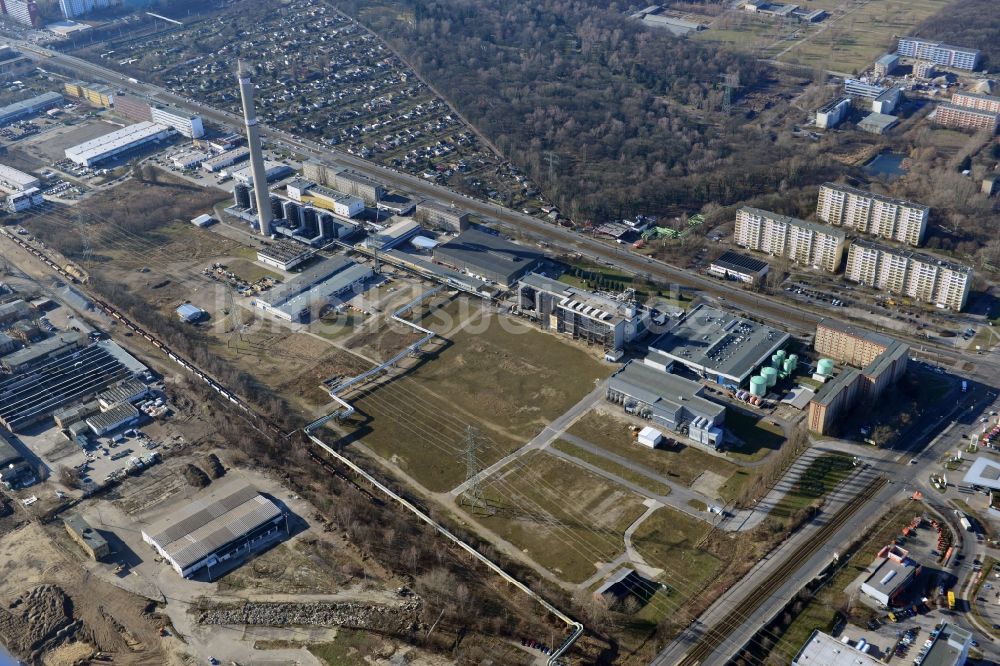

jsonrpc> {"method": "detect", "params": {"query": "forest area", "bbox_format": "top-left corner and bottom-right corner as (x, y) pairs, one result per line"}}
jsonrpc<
(339, 0), (841, 222)
(914, 0), (1000, 68)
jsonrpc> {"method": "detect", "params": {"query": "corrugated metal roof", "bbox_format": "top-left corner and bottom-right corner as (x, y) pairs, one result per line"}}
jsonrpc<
(144, 481), (283, 571)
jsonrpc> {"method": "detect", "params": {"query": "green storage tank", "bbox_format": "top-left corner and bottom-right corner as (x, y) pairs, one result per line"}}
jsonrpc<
(761, 366), (778, 387)
(817, 358), (835, 376)
(750, 376), (768, 397)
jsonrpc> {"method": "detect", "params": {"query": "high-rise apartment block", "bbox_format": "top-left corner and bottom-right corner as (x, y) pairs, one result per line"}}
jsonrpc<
(896, 37), (980, 71)
(952, 91), (1000, 114)
(845, 239), (972, 311)
(734, 207), (845, 273)
(935, 103), (1000, 133)
(816, 183), (928, 246)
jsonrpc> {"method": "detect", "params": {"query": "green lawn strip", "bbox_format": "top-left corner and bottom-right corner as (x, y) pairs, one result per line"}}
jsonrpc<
(769, 454), (856, 519)
(630, 506), (722, 607)
(472, 451), (647, 584)
(308, 630), (378, 666)
(725, 410), (785, 463)
(553, 439), (672, 496)
(567, 411), (742, 492)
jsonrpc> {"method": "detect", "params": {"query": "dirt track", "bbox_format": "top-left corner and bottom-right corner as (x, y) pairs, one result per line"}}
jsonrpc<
(0, 522), (172, 665)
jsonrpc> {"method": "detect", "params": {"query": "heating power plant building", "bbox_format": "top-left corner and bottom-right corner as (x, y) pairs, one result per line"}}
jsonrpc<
(432, 228), (543, 287)
(734, 206), (845, 273)
(141, 480), (288, 579)
(607, 361), (726, 449)
(517, 272), (651, 353)
(252, 256), (373, 323)
(645, 304), (789, 387)
(816, 183), (929, 247)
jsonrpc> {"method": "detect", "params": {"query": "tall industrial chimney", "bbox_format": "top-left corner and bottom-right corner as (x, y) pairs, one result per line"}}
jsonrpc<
(236, 60), (272, 235)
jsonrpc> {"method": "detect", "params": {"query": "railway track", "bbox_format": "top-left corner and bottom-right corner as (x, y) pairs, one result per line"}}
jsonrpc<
(675, 474), (887, 666)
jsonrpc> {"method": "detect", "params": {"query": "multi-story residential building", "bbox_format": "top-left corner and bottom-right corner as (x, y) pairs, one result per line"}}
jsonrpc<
(952, 91), (1000, 115)
(734, 206), (845, 273)
(58, 0), (119, 18)
(816, 183), (929, 246)
(912, 60), (935, 79)
(2, 0), (41, 27)
(934, 103), (1000, 133)
(896, 37), (980, 71)
(845, 239), (973, 311)
(808, 321), (909, 435)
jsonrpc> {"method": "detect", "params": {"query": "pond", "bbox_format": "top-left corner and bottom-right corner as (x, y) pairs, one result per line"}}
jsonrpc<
(863, 152), (908, 180)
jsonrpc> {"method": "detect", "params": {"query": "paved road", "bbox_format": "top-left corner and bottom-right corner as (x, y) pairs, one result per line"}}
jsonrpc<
(652, 383), (1000, 665)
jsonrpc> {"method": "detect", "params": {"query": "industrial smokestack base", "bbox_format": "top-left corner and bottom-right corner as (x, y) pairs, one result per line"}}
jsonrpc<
(237, 59), (273, 235)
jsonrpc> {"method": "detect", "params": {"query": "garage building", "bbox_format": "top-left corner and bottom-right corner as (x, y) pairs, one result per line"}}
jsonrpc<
(141, 480), (288, 579)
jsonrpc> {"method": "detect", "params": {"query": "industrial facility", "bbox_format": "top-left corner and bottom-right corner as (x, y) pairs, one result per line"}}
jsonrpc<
(366, 219), (422, 251)
(257, 239), (314, 271)
(415, 199), (471, 231)
(141, 480), (288, 579)
(708, 251), (770, 286)
(607, 361), (726, 449)
(645, 304), (789, 387)
(859, 543), (920, 607)
(0, 92), (63, 126)
(0, 339), (146, 431)
(793, 630), (883, 666)
(0, 164), (39, 193)
(432, 228), (543, 287)
(517, 272), (650, 353)
(286, 179), (364, 218)
(252, 255), (374, 322)
(65, 122), (174, 167)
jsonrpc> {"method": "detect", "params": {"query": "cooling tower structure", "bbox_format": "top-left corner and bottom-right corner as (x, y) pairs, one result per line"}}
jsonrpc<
(236, 60), (273, 235)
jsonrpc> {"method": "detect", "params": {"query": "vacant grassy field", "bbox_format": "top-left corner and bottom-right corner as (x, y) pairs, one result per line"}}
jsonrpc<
(473, 451), (648, 583)
(695, 0), (952, 73)
(771, 454), (856, 518)
(552, 439), (673, 496)
(630, 506), (723, 611)
(351, 315), (609, 491)
(224, 258), (282, 283)
(725, 410), (786, 462)
(567, 410), (745, 501)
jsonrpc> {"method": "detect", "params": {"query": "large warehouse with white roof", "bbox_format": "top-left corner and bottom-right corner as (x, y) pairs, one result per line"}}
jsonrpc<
(141, 480), (288, 579)
(65, 121), (173, 166)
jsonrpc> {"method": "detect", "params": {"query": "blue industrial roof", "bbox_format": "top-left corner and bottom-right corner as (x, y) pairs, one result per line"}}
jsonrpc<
(176, 304), (204, 320)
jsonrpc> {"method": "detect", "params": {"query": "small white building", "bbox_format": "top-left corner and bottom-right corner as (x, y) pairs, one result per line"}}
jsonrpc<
(637, 426), (663, 448)
(190, 214), (214, 228)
